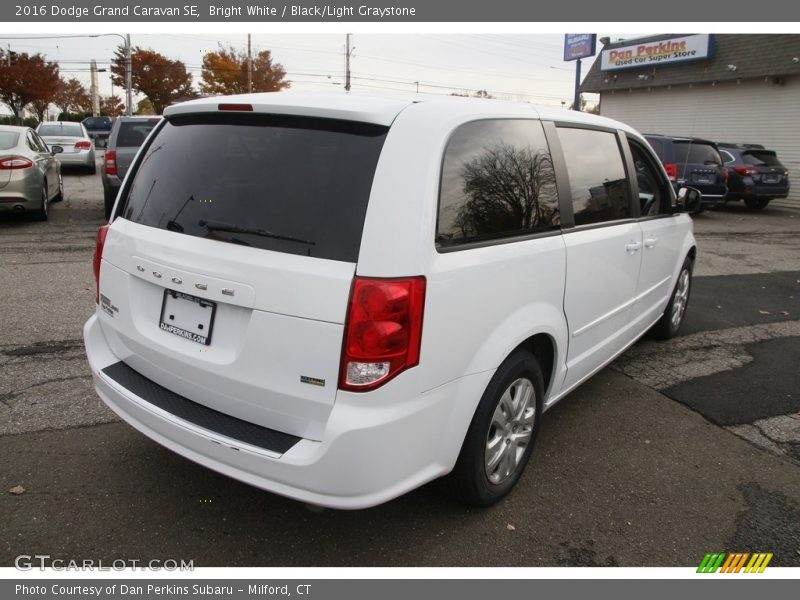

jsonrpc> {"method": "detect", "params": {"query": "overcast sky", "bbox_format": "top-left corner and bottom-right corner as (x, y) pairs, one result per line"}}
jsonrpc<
(0, 32), (645, 112)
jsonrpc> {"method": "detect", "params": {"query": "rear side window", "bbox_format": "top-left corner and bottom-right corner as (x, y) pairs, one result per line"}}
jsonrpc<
(743, 151), (783, 167)
(120, 114), (388, 263)
(557, 127), (631, 226)
(674, 141), (721, 165)
(116, 121), (159, 147)
(437, 119), (559, 248)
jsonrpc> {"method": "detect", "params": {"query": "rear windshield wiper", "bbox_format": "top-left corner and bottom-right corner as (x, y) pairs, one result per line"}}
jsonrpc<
(199, 219), (316, 246)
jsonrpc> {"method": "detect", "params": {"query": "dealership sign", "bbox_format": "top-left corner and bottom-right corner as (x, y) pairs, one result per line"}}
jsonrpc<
(600, 34), (714, 71)
(564, 34), (597, 61)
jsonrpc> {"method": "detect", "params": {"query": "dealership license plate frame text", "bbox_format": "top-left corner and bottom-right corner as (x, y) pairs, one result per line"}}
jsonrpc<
(159, 290), (216, 346)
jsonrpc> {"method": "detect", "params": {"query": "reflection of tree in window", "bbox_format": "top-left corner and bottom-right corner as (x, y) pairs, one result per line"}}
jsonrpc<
(451, 143), (558, 241)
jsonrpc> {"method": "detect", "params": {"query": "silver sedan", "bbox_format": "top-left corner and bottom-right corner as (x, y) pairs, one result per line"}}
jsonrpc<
(0, 125), (63, 221)
(36, 121), (96, 173)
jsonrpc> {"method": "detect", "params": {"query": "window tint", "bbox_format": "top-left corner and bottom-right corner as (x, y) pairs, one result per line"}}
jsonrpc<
(120, 114), (388, 263)
(557, 127), (631, 226)
(25, 131), (38, 152)
(630, 140), (670, 217)
(437, 119), (559, 247)
(117, 121), (159, 147)
(0, 131), (18, 150)
(743, 151), (783, 167)
(674, 141), (721, 165)
(31, 131), (48, 152)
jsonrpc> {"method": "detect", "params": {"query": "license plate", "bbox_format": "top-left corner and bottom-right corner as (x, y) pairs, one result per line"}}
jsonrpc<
(159, 290), (216, 345)
(763, 174), (780, 183)
(694, 177), (713, 184)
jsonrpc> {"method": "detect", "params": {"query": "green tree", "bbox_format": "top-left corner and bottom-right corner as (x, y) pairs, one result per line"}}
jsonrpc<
(0, 50), (60, 120)
(200, 45), (290, 95)
(111, 46), (195, 114)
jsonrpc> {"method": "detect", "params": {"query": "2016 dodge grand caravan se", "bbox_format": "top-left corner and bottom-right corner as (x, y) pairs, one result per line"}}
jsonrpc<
(84, 92), (699, 509)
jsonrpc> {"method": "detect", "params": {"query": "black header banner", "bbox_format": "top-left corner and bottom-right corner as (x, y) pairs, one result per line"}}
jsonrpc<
(3, 0), (800, 22)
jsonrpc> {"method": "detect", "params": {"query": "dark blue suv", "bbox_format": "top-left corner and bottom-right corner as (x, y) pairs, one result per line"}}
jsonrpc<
(644, 134), (728, 210)
(718, 144), (790, 210)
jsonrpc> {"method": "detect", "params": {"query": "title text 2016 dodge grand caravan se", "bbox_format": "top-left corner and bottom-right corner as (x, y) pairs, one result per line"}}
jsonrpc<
(84, 92), (699, 509)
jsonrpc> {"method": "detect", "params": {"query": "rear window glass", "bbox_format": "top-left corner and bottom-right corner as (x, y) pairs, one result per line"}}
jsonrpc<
(743, 151), (783, 167)
(674, 141), (721, 165)
(83, 117), (111, 128)
(38, 123), (83, 137)
(0, 131), (19, 150)
(120, 114), (388, 263)
(116, 121), (159, 147)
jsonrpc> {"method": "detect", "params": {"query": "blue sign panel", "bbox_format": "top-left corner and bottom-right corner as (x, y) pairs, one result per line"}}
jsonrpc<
(564, 34), (597, 61)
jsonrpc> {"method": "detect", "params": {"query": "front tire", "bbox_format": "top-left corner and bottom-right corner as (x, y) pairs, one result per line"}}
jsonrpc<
(653, 257), (693, 339)
(52, 171), (64, 202)
(450, 351), (543, 506)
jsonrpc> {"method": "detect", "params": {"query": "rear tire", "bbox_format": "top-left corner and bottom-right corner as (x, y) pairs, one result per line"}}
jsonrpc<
(33, 182), (49, 221)
(652, 257), (693, 340)
(450, 351), (543, 506)
(744, 198), (770, 210)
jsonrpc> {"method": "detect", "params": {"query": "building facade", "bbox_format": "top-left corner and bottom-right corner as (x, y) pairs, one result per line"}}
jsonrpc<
(581, 34), (800, 205)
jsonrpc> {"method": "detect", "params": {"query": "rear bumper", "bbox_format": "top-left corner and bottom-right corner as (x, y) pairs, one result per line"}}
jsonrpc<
(58, 151), (95, 168)
(84, 313), (487, 509)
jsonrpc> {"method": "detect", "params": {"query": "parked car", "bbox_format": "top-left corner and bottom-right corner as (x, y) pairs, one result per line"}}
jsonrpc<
(82, 116), (113, 148)
(644, 134), (727, 210)
(36, 121), (96, 173)
(84, 93), (699, 509)
(718, 143), (790, 210)
(101, 116), (161, 218)
(0, 125), (63, 221)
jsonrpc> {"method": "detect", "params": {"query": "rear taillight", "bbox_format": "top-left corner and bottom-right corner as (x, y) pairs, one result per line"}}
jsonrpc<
(723, 167), (729, 183)
(0, 156), (33, 170)
(734, 166), (758, 176)
(339, 276), (426, 392)
(93, 225), (109, 304)
(104, 150), (117, 176)
(75, 140), (92, 150)
(663, 162), (678, 182)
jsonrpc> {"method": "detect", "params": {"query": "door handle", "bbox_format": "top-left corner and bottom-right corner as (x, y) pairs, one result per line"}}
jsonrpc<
(644, 237), (658, 248)
(625, 241), (642, 253)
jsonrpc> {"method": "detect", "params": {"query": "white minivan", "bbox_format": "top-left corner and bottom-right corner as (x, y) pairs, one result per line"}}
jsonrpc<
(84, 92), (698, 509)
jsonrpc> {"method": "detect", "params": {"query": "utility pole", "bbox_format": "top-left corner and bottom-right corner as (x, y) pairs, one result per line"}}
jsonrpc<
(345, 33), (352, 92)
(247, 33), (253, 93)
(125, 34), (133, 116)
(90, 60), (100, 116)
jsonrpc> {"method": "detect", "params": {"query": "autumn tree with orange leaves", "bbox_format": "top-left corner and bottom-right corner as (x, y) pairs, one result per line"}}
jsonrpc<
(200, 45), (290, 96)
(0, 50), (60, 121)
(111, 46), (196, 114)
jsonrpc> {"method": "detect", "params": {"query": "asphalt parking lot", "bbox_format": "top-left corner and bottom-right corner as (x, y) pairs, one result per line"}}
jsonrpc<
(1, 158), (799, 567)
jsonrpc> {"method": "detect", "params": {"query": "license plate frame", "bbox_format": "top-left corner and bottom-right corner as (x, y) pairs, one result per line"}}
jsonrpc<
(762, 174), (781, 184)
(159, 289), (216, 346)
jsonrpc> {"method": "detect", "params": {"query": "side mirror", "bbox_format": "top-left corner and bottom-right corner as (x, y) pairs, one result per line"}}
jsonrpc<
(50, 145), (63, 155)
(676, 186), (702, 213)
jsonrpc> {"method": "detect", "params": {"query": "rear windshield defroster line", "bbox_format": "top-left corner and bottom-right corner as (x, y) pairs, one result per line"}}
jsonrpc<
(119, 113), (389, 263)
